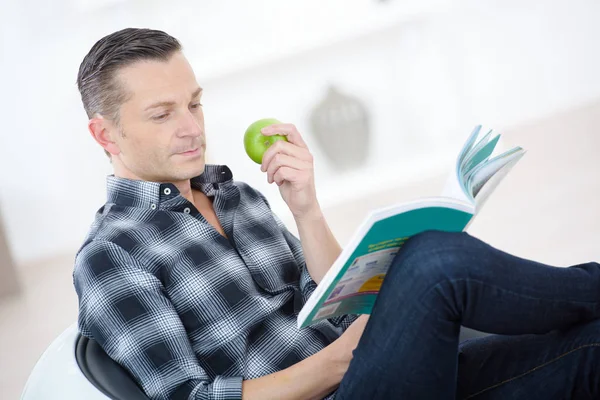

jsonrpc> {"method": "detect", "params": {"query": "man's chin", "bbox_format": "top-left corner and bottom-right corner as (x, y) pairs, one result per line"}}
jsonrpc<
(170, 162), (206, 181)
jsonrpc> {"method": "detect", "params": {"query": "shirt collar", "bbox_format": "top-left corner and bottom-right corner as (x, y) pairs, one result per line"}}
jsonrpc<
(106, 164), (234, 208)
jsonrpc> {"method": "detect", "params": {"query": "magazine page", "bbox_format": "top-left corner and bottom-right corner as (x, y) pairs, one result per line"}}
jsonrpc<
(310, 246), (401, 323)
(467, 147), (525, 199)
(457, 125), (484, 167)
(442, 170), (472, 204)
(460, 128), (495, 173)
(442, 125), (486, 204)
(462, 133), (501, 176)
(471, 149), (526, 209)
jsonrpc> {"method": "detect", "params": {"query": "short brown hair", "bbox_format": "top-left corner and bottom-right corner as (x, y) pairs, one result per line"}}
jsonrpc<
(76, 28), (182, 156)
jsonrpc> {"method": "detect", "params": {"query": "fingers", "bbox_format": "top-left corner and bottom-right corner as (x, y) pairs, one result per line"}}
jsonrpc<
(260, 123), (308, 149)
(272, 166), (312, 187)
(261, 139), (312, 172)
(266, 153), (311, 185)
(259, 122), (314, 186)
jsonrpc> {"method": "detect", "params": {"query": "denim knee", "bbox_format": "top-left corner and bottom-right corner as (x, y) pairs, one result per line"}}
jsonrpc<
(387, 230), (474, 285)
(405, 230), (470, 253)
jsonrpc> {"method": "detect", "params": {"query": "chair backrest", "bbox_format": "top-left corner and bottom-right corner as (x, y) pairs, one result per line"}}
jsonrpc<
(75, 333), (149, 400)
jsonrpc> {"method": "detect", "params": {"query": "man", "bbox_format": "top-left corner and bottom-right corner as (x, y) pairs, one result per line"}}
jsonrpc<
(74, 28), (600, 400)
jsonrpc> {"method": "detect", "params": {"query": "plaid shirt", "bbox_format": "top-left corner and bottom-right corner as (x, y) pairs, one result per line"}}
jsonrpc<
(73, 164), (356, 400)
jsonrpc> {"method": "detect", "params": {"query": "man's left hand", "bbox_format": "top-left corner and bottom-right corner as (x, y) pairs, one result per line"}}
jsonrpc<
(260, 123), (319, 219)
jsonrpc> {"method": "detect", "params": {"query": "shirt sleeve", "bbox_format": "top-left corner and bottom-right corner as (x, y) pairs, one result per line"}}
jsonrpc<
(73, 240), (243, 400)
(255, 191), (359, 331)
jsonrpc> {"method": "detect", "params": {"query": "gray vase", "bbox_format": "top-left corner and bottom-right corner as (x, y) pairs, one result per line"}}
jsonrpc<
(309, 86), (370, 171)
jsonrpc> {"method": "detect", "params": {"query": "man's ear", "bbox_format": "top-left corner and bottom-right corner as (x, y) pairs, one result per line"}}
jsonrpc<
(88, 115), (120, 156)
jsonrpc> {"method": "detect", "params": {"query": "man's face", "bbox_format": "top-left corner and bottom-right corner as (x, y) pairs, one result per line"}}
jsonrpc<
(110, 52), (206, 182)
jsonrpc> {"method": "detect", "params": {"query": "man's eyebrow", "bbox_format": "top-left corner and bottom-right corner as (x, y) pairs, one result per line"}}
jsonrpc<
(144, 87), (203, 111)
(191, 87), (203, 99)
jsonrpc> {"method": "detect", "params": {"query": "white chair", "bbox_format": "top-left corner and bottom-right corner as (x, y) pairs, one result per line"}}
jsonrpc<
(21, 322), (148, 400)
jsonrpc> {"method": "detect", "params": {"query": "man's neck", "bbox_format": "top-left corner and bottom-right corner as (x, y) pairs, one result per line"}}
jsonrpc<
(172, 181), (195, 204)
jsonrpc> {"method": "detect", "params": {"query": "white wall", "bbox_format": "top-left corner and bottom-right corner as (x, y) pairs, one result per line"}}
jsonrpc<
(1, 0), (599, 265)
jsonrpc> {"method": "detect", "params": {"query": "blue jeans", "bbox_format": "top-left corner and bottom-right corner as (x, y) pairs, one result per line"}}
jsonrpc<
(335, 231), (600, 399)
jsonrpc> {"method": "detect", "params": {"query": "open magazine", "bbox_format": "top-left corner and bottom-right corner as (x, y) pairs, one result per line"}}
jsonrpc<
(297, 125), (525, 328)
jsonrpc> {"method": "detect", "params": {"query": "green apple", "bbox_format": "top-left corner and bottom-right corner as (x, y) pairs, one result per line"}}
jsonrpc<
(244, 118), (288, 164)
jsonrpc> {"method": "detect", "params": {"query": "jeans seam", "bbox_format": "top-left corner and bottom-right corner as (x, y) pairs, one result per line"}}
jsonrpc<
(422, 277), (598, 324)
(463, 343), (600, 399)
(419, 278), (600, 327)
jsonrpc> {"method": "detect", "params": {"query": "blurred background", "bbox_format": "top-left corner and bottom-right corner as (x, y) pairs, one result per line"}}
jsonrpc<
(1, 0), (599, 398)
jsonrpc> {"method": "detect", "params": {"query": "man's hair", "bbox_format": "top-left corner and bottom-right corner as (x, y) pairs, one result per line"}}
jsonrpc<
(77, 28), (182, 156)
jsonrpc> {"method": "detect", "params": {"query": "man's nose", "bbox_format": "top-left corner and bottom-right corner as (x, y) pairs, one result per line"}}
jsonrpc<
(177, 110), (203, 138)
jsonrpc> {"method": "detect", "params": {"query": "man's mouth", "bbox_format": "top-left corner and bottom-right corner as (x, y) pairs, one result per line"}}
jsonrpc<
(177, 146), (202, 156)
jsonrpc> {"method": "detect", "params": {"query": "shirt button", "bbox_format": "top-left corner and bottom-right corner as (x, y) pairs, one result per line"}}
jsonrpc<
(183, 207), (191, 214)
(163, 188), (171, 195)
(150, 203), (157, 210)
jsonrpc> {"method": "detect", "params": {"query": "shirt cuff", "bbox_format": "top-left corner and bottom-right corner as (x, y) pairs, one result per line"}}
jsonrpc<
(327, 314), (359, 331)
(209, 376), (243, 400)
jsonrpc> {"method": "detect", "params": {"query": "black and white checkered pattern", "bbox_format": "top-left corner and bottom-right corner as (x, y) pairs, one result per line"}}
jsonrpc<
(73, 164), (355, 400)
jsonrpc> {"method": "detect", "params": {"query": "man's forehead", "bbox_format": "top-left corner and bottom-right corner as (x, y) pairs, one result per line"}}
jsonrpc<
(117, 57), (200, 104)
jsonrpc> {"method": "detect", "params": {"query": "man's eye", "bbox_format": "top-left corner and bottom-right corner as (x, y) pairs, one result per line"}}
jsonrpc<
(190, 103), (203, 109)
(152, 113), (169, 121)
